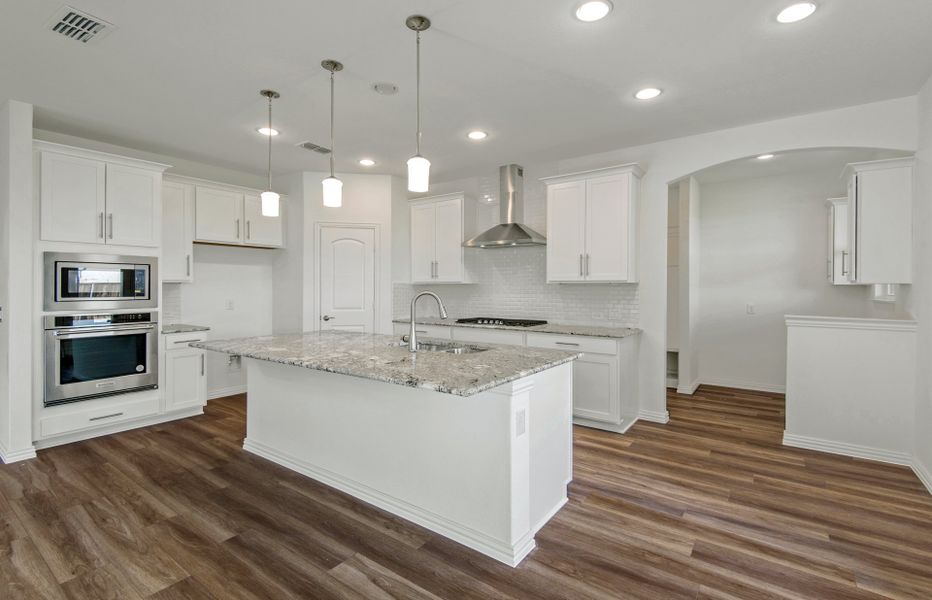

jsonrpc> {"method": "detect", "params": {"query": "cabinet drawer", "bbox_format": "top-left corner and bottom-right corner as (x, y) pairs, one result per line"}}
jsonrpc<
(164, 331), (208, 350)
(452, 327), (525, 346)
(392, 323), (453, 340)
(40, 396), (160, 438)
(526, 333), (618, 355)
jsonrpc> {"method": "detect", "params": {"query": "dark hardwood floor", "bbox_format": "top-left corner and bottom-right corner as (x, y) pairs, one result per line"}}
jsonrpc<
(2, 386), (931, 599)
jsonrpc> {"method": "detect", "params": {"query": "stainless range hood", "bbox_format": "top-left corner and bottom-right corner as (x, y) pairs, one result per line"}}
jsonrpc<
(463, 164), (546, 248)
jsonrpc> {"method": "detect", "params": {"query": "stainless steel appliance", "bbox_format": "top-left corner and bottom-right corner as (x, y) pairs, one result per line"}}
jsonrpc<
(44, 312), (158, 406)
(455, 317), (548, 327)
(44, 253), (158, 311)
(462, 164), (547, 248)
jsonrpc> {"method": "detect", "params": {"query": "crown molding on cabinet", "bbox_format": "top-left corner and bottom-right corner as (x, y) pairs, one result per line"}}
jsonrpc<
(539, 163), (645, 185)
(33, 140), (171, 172)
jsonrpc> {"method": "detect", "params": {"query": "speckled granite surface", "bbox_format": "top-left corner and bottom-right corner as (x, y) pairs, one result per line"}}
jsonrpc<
(192, 331), (579, 397)
(393, 318), (639, 339)
(162, 324), (211, 334)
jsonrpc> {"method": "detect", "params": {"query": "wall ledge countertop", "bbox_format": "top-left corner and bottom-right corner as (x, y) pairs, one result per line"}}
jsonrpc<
(392, 317), (640, 340)
(162, 324), (211, 334)
(191, 331), (580, 397)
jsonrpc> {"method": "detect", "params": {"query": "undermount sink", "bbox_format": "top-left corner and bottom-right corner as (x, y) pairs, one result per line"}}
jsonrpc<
(393, 340), (489, 354)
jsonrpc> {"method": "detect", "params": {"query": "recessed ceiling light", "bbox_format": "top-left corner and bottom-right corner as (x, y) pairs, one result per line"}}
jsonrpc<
(757, 154), (775, 160)
(358, 158), (376, 167)
(634, 88), (662, 100)
(777, 3), (817, 23)
(467, 130), (488, 141)
(575, 1), (613, 22)
(257, 127), (279, 136)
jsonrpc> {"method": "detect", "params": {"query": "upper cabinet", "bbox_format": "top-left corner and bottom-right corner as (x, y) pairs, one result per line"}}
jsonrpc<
(410, 193), (468, 284)
(826, 198), (853, 286)
(162, 179), (195, 283)
(38, 142), (168, 247)
(194, 184), (283, 248)
(542, 164), (642, 283)
(843, 158), (913, 285)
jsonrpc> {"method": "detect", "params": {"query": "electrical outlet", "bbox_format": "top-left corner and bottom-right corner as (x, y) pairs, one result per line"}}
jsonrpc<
(746, 303), (755, 315)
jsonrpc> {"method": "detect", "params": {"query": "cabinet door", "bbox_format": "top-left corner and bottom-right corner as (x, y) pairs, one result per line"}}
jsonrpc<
(572, 353), (620, 424)
(243, 193), (284, 247)
(546, 180), (586, 281)
(828, 201), (851, 285)
(162, 182), (195, 282)
(106, 164), (161, 247)
(164, 348), (207, 411)
(40, 151), (106, 244)
(195, 186), (243, 244)
(410, 202), (436, 283)
(852, 166), (913, 284)
(433, 197), (464, 282)
(586, 174), (631, 282)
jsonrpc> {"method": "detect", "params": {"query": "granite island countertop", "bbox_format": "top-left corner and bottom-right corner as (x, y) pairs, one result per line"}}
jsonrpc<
(162, 323), (211, 335)
(191, 331), (580, 397)
(393, 317), (639, 339)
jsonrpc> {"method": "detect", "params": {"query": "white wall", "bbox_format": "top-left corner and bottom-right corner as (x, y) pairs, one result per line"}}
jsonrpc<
(0, 100), (36, 462)
(914, 77), (932, 486)
(695, 169), (877, 392)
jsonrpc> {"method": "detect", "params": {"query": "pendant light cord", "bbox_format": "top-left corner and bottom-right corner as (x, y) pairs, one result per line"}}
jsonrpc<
(267, 95), (273, 191)
(330, 69), (335, 178)
(415, 30), (421, 156)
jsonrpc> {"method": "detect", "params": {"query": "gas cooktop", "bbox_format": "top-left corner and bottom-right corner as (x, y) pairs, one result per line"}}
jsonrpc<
(455, 317), (548, 327)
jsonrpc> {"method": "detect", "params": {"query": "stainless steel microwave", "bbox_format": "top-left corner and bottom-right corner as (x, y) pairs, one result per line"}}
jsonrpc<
(44, 253), (158, 311)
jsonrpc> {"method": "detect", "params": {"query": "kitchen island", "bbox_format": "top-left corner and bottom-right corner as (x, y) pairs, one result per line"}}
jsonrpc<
(193, 331), (579, 566)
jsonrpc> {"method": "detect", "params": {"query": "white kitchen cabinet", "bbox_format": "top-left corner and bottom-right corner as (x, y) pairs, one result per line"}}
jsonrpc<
(37, 142), (168, 247)
(195, 186), (243, 244)
(243, 193), (284, 247)
(542, 164), (642, 283)
(826, 198), (852, 285)
(163, 331), (208, 412)
(410, 193), (468, 284)
(844, 158), (913, 284)
(162, 180), (195, 282)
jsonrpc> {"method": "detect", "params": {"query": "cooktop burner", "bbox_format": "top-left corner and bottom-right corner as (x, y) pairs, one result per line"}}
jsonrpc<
(455, 317), (548, 327)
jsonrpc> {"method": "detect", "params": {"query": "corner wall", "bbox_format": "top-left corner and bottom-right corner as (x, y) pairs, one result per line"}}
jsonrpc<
(914, 78), (932, 490)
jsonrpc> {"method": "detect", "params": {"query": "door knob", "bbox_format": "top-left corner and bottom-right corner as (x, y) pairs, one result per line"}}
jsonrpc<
(321, 315), (335, 321)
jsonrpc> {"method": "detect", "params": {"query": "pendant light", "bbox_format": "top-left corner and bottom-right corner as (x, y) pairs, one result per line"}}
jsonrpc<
(321, 60), (344, 207)
(406, 15), (431, 193)
(259, 90), (281, 217)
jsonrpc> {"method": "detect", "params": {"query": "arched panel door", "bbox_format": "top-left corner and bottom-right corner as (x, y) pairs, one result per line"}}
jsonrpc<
(319, 226), (376, 332)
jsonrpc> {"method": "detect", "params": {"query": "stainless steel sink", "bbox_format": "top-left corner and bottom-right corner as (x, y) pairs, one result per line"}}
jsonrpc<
(393, 340), (489, 354)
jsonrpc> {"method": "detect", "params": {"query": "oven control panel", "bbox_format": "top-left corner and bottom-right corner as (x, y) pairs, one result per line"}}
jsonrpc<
(46, 312), (156, 330)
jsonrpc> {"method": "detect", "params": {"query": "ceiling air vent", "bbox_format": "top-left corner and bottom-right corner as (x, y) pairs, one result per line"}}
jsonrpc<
(48, 6), (114, 44)
(296, 141), (332, 155)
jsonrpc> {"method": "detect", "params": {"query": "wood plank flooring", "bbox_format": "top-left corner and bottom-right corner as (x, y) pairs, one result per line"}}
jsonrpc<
(2, 386), (931, 599)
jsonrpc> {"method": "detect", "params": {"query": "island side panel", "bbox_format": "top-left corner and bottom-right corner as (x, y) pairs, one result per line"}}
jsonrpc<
(528, 361), (573, 534)
(241, 357), (541, 565)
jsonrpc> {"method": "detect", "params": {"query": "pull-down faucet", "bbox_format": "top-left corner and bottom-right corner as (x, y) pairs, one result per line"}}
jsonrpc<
(408, 291), (448, 352)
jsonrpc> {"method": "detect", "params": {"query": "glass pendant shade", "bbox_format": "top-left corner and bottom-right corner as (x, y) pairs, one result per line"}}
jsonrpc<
(322, 176), (343, 207)
(407, 155), (431, 193)
(260, 190), (280, 217)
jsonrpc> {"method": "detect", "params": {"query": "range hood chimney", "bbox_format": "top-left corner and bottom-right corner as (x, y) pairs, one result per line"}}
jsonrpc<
(463, 164), (546, 248)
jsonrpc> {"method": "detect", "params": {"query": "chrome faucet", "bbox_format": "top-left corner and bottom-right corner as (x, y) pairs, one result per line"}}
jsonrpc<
(408, 291), (448, 352)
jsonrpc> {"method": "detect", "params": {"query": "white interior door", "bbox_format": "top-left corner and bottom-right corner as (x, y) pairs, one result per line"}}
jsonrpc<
(319, 226), (376, 333)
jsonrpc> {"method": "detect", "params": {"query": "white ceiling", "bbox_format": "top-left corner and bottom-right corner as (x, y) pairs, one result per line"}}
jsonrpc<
(3, 0), (932, 183)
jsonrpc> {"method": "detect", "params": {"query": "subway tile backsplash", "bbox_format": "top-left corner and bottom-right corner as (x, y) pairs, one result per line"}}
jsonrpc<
(394, 247), (639, 326)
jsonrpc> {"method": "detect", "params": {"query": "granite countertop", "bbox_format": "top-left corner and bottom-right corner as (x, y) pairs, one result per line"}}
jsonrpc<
(162, 323), (211, 334)
(393, 317), (639, 339)
(191, 331), (580, 397)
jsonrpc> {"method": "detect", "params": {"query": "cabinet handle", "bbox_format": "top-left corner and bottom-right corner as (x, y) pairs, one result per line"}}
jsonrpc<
(173, 338), (202, 345)
(555, 341), (580, 347)
(235, 219), (240, 239)
(98, 212), (105, 239)
(841, 251), (849, 277)
(90, 412), (124, 422)
(246, 220), (251, 240)
(186, 255), (191, 277)
(579, 254), (584, 277)
(107, 214), (113, 239)
(585, 254), (591, 277)
(201, 353), (205, 376)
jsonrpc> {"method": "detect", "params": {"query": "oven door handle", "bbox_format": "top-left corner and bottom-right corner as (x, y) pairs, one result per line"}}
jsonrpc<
(53, 324), (156, 338)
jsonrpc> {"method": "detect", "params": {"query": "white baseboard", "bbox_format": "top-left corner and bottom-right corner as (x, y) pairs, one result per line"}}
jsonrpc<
(676, 380), (700, 395)
(699, 378), (785, 394)
(243, 437), (540, 567)
(913, 458), (932, 496)
(782, 433), (912, 466)
(34, 407), (203, 451)
(208, 385), (247, 400)
(0, 440), (37, 464)
(573, 416), (638, 434)
(638, 410), (670, 424)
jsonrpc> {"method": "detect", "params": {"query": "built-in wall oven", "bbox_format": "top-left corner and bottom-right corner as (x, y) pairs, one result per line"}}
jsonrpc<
(44, 253), (158, 311)
(44, 312), (159, 406)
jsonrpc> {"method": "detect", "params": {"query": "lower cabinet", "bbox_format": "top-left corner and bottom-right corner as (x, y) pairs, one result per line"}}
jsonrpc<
(163, 332), (208, 412)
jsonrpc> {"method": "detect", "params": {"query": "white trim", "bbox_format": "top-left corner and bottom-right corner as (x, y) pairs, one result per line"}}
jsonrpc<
(665, 377), (678, 389)
(676, 379), (701, 395)
(573, 415), (638, 434)
(33, 140), (170, 171)
(782, 433), (913, 466)
(531, 496), (568, 536)
(163, 173), (285, 197)
(540, 163), (645, 184)
(408, 191), (465, 205)
(34, 406), (202, 450)
(841, 156), (914, 179)
(315, 222), (381, 335)
(913, 458), (932, 496)
(638, 410), (670, 424)
(243, 437), (536, 567)
(0, 440), (37, 464)
(207, 385), (246, 400)
(698, 378), (786, 394)
(785, 315), (917, 332)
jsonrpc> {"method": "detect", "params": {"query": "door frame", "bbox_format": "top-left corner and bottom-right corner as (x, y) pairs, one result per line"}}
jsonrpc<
(314, 222), (382, 334)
